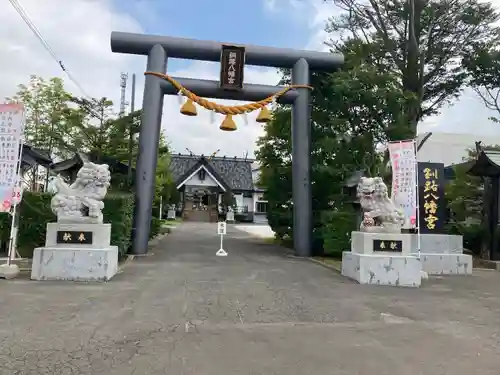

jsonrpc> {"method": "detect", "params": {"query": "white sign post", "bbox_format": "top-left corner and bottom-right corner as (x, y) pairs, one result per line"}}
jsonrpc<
(216, 221), (228, 256)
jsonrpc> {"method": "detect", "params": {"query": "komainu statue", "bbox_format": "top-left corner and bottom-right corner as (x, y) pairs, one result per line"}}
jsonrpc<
(48, 162), (111, 223)
(357, 176), (405, 233)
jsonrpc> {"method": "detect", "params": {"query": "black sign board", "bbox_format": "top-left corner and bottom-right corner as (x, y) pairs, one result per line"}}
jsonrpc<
(56, 231), (93, 245)
(373, 239), (403, 252)
(219, 45), (245, 91)
(417, 162), (446, 234)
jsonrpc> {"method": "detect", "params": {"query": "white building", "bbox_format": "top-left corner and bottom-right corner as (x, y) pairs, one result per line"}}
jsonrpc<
(417, 132), (500, 166)
(252, 161), (268, 224)
(170, 154), (267, 223)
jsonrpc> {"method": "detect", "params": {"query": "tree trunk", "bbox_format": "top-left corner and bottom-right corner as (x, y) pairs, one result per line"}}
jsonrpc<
(405, 0), (424, 135)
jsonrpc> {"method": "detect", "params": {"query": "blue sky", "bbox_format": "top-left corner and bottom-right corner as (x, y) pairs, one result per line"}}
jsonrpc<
(100, 0), (333, 156)
(115, 0), (315, 72)
(106, 0), (498, 155)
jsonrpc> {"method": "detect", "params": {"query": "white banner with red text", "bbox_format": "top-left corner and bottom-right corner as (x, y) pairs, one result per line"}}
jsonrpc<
(0, 103), (24, 213)
(388, 140), (418, 229)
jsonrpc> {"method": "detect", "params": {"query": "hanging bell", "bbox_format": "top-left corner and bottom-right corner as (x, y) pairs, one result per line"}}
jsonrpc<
(180, 99), (197, 116)
(220, 114), (237, 131)
(256, 106), (272, 123)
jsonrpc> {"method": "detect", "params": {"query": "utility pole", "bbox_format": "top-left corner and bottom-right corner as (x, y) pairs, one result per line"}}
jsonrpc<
(127, 73), (136, 185)
(119, 72), (129, 117)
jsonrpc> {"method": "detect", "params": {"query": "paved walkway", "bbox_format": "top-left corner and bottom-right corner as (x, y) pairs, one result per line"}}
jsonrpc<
(0, 222), (499, 374)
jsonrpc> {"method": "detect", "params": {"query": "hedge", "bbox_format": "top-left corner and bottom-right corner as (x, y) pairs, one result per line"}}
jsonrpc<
(150, 217), (162, 239)
(102, 193), (135, 258)
(0, 192), (138, 258)
(320, 210), (358, 258)
(0, 214), (10, 254)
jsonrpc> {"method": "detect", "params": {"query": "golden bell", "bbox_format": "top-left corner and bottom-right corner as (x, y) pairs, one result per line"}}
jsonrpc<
(220, 114), (237, 131)
(256, 106), (272, 123)
(180, 99), (197, 116)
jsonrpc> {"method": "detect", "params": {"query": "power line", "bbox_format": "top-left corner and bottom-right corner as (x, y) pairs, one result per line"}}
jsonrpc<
(7, 0), (91, 98)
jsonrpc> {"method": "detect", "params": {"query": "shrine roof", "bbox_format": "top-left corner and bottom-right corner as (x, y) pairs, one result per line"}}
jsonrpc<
(170, 154), (254, 191)
(50, 153), (85, 173)
(50, 152), (133, 175)
(21, 144), (52, 168)
(468, 149), (500, 177)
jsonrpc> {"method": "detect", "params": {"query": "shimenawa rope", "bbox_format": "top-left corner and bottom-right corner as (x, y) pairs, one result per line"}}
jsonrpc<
(144, 71), (313, 116)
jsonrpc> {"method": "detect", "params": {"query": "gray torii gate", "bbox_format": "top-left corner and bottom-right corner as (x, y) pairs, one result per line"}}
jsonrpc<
(110, 31), (343, 257)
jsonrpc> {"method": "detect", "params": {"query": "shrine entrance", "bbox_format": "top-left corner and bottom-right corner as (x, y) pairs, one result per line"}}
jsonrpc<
(110, 31), (343, 257)
(182, 186), (219, 222)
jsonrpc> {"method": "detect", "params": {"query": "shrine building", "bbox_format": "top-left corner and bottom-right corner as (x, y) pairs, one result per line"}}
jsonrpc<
(169, 154), (267, 223)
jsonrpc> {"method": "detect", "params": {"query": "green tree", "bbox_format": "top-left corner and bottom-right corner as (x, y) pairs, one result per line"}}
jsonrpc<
(462, 43), (500, 122)
(221, 191), (236, 213)
(66, 97), (176, 198)
(324, 0), (499, 133)
(7, 75), (73, 159)
(57, 97), (116, 159)
(257, 41), (410, 248)
(6, 75), (75, 188)
(7, 75), (176, 207)
(444, 146), (500, 258)
(105, 110), (142, 181)
(155, 142), (173, 201)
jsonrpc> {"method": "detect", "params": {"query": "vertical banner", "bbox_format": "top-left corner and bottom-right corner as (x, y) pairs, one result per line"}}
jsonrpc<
(0, 103), (24, 213)
(11, 176), (24, 206)
(388, 140), (418, 228)
(417, 162), (445, 234)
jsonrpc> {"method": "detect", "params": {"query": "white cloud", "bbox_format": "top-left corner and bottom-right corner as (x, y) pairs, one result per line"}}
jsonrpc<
(263, 0), (304, 12)
(1, 0), (283, 159)
(3, 0), (498, 164)
(418, 88), (499, 136)
(263, 0), (277, 12)
(0, 0), (143, 106)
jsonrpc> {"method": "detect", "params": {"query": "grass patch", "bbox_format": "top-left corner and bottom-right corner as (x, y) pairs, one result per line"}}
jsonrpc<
(163, 218), (182, 226)
(262, 237), (281, 245)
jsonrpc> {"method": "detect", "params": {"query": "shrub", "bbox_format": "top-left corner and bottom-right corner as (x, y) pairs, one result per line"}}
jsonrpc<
(267, 207), (293, 241)
(149, 217), (162, 239)
(0, 192), (135, 258)
(445, 221), (484, 256)
(320, 210), (358, 258)
(102, 194), (135, 257)
(16, 193), (56, 257)
(0, 213), (11, 253)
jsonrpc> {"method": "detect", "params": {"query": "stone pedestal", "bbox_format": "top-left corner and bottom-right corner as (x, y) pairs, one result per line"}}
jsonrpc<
(167, 209), (176, 220)
(341, 231), (422, 287)
(410, 234), (473, 275)
(226, 211), (235, 223)
(31, 223), (118, 281)
(0, 264), (20, 279)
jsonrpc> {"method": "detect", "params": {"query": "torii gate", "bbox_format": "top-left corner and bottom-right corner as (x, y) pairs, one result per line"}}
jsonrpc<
(110, 31), (343, 257)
